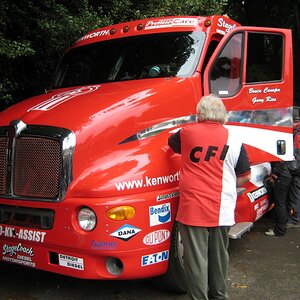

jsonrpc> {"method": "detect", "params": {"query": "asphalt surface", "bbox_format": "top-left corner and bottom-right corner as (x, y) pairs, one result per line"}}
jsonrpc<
(0, 215), (299, 300)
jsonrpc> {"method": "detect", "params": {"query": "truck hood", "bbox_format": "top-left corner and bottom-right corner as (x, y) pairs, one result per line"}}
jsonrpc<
(0, 78), (198, 197)
(0, 78), (196, 138)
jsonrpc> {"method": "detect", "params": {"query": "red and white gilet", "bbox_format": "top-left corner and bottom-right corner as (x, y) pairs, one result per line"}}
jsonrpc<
(175, 121), (250, 227)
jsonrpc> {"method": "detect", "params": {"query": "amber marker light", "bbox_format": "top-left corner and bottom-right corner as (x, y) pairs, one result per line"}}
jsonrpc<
(123, 25), (130, 32)
(137, 23), (143, 30)
(204, 20), (212, 27)
(106, 206), (136, 220)
(110, 28), (117, 35)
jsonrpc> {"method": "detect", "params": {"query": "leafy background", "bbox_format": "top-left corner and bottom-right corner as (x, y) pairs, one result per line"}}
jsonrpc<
(0, 0), (299, 111)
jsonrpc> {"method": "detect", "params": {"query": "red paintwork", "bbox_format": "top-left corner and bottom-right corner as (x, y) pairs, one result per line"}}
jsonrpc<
(0, 15), (294, 280)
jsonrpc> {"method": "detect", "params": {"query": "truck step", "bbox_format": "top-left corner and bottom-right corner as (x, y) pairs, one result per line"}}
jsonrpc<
(228, 222), (253, 239)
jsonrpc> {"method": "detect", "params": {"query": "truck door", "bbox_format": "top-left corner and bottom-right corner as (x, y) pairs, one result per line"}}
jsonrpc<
(203, 27), (294, 163)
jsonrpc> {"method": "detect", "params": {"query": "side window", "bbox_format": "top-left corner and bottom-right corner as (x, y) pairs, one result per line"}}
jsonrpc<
(246, 33), (283, 83)
(209, 33), (243, 97)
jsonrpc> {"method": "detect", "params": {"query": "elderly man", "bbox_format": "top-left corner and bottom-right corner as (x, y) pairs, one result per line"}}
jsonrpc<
(168, 94), (251, 300)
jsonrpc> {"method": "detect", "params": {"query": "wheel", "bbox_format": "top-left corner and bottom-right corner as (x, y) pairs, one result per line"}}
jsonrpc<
(152, 221), (186, 293)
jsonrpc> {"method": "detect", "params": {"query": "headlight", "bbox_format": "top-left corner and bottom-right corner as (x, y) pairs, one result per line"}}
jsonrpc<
(78, 207), (97, 231)
(106, 206), (135, 220)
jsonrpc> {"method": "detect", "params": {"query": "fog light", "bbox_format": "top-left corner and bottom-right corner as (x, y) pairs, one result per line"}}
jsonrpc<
(106, 257), (124, 275)
(106, 206), (135, 220)
(78, 207), (96, 231)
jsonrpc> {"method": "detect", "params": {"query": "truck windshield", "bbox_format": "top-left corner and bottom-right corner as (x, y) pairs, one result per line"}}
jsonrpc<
(52, 31), (205, 88)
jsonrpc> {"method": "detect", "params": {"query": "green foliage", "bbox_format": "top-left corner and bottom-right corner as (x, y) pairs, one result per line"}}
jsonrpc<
(0, 0), (102, 110)
(0, 0), (227, 110)
(3, 0), (298, 110)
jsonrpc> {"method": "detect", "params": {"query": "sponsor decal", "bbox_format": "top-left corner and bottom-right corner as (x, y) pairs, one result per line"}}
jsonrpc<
(156, 191), (179, 202)
(114, 171), (180, 191)
(143, 230), (170, 246)
(145, 18), (197, 30)
(255, 199), (270, 221)
(110, 224), (141, 241)
(141, 250), (169, 266)
(216, 17), (237, 35)
(77, 29), (110, 42)
(0, 226), (46, 243)
(58, 254), (84, 271)
(1, 242), (36, 267)
(149, 203), (171, 226)
(247, 187), (268, 203)
(28, 85), (100, 111)
(91, 240), (117, 250)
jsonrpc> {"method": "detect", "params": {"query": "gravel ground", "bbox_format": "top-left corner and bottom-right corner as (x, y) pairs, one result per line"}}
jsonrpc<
(0, 215), (299, 300)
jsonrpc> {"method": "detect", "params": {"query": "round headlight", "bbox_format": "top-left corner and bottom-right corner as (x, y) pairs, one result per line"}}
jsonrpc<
(78, 207), (97, 231)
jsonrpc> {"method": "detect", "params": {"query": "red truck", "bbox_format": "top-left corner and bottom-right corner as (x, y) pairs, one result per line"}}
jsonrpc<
(0, 15), (294, 291)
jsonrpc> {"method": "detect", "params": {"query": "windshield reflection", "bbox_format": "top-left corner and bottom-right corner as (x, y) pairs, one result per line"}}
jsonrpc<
(53, 31), (205, 88)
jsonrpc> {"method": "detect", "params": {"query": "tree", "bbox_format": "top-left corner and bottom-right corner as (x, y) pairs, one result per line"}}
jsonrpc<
(0, 0), (227, 110)
(0, 0), (103, 110)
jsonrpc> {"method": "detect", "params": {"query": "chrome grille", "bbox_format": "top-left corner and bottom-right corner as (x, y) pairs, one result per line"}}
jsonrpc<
(14, 137), (61, 198)
(0, 137), (8, 195)
(0, 122), (75, 202)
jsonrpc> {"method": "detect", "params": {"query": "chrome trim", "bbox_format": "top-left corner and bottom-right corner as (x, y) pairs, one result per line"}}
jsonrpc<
(119, 107), (293, 145)
(0, 121), (75, 202)
(119, 115), (197, 144)
(227, 107), (293, 127)
(7, 120), (27, 194)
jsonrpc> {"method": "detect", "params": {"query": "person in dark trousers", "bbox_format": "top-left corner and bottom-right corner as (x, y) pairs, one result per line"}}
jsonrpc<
(286, 176), (300, 227)
(287, 124), (300, 227)
(168, 94), (251, 300)
(265, 162), (294, 236)
(265, 124), (300, 236)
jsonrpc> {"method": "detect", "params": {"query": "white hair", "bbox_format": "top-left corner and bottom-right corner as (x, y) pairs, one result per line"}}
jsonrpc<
(196, 94), (227, 124)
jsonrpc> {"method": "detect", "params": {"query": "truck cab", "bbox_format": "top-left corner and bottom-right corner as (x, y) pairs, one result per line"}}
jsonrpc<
(0, 15), (294, 292)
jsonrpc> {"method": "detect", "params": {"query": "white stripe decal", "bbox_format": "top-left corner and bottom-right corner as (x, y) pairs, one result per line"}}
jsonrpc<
(225, 125), (294, 161)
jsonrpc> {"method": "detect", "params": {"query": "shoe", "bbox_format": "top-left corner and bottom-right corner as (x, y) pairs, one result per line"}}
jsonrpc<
(286, 223), (300, 228)
(265, 229), (276, 236)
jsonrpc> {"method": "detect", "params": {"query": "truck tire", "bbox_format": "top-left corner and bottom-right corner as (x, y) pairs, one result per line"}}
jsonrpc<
(152, 221), (186, 293)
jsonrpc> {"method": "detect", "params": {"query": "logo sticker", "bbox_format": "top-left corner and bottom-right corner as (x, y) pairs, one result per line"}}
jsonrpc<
(149, 203), (171, 226)
(58, 254), (84, 270)
(91, 240), (117, 250)
(156, 191), (179, 202)
(145, 18), (197, 30)
(110, 224), (141, 241)
(1, 242), (36, 267)
(247, 187), (268, 203)
(28, 85), (100, 111)
(0, 226), (46, 243)
(143, 230), (170, 246)
(141, 250), (169, 266)
(216, 17), (237, 35)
